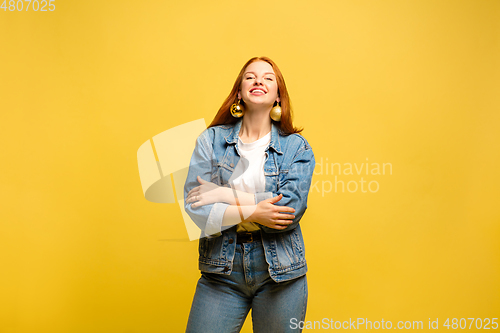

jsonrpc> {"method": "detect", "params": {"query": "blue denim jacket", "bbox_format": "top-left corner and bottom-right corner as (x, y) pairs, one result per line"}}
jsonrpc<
(183, 118), (315, 282)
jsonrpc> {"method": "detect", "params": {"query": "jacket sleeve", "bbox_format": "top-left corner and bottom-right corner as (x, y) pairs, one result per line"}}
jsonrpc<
(256, 141), (315, 233)
(183, 130), (229, 238)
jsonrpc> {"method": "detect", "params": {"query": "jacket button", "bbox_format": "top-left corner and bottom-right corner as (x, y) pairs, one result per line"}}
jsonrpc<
(228, 238), (234, 244)
(223, 266), (229, 272)
(230, 163), (234, 168)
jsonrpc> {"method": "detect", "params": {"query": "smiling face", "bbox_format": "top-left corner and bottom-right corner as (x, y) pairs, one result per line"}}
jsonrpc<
(238, 61), (280, 108)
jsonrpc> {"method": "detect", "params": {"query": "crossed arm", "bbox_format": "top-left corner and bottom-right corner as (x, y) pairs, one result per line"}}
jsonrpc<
(186, 176), (296, 230)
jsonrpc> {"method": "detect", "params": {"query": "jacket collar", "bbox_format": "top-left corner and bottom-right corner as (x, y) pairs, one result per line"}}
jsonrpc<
(224, 118), (283, 154)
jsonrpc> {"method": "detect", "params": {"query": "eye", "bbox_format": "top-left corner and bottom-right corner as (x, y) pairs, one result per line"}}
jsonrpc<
(265, 77), (273, 81)
(246, 76), (255, 80)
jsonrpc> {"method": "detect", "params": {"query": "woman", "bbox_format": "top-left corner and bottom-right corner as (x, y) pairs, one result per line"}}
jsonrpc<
(183, 57), (315, 333)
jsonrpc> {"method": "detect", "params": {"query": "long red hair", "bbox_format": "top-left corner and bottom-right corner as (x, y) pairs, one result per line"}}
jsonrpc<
(208, 57), (303, 135)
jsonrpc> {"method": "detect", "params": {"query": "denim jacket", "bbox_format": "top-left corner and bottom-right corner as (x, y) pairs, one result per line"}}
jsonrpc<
(183, 118), (315, 282)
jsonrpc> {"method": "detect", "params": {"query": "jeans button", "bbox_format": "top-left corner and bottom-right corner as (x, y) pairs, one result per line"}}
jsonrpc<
(228, 238), (234, 244)
(223, 266), (229, 272)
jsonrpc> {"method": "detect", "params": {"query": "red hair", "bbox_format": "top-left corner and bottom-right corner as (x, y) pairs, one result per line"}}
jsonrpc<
(208, 57), (303, 135)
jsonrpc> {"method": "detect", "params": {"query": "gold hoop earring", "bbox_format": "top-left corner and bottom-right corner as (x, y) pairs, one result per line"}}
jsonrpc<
(270, 101), (281, 121)
(230, 99), (244, 118)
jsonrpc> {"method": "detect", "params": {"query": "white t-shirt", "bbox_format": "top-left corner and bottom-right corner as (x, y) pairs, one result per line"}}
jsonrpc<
(228, 131), (271, 232)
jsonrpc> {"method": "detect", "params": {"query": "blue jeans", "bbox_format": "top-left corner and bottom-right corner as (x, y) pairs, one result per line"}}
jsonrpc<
(186, 239), (308, 333)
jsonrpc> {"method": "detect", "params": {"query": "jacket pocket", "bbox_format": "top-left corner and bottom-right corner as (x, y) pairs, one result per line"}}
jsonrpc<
(275, 228), (305, 268)
(290, 227), (305, 255)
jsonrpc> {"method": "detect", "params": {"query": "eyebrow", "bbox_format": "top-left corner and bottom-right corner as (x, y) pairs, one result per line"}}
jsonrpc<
(244, 71), (276, 76)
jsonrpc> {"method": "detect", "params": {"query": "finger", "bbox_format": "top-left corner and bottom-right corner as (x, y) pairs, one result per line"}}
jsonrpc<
(187, 187), (200, 196)
(270, 218), (293, 226)
(197, 176), (207, 184)
(192, 198), (205, 208)
(275, 219), (293, 225)
(278, 207), (296, 213)
(189, 189), (200, 198)
(273, 206), (295, 213)
(268, 193), (283, 203)
(278, 213), (295, 220)
(187, 193), (199, 203)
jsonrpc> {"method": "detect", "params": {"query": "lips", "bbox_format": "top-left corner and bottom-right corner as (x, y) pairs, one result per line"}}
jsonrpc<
(250, 88), (267, 94)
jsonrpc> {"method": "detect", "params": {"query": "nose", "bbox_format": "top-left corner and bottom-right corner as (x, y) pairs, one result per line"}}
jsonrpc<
(254, 77), (263, 85)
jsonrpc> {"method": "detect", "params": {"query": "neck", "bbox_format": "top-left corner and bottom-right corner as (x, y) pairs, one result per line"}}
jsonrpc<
(239, 106), (272, 142)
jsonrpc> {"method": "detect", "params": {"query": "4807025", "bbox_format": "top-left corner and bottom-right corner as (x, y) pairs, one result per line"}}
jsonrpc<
(1, 0), (55, 11)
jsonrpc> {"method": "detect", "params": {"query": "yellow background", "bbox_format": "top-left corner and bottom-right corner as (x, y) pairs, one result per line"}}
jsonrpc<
(1, 0), (499, 332)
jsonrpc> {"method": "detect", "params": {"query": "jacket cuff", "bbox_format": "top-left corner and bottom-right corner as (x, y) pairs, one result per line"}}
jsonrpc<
(255, 192), (274, 204)
(204, 202), (230, 236)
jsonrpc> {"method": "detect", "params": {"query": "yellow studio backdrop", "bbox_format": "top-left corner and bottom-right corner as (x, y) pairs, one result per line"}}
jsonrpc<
(1, 0), (499, 332)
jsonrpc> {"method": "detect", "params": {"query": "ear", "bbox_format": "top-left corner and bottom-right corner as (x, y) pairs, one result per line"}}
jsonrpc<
(276, 96), (281, 103)
(237, 91), (241, 100)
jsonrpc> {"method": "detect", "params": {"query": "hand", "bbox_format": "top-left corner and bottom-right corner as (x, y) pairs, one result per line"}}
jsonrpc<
(186, 176), (224, 208)
(249, 194), (296, 230)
